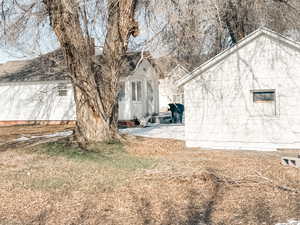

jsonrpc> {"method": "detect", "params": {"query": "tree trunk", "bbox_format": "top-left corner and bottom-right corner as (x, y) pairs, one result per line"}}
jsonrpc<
(43, 0), (138, 146)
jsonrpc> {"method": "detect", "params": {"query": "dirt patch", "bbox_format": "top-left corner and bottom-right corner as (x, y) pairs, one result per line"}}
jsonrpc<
(0, 125), (74, 144)
(0, 136), (299, 225)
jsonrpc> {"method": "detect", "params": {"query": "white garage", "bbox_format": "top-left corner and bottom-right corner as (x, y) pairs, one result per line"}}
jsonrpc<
(178, 28), (300, 151)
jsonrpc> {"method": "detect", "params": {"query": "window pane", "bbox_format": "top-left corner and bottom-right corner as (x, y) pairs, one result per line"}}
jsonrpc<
(118, 82), (125, 101)
(252, 90), (276, 116)
(253, 91), (275, 102)
(137, 81), (142, 101)
(173, 95), (182, 103)
(132, 82), (136, 101)
(147, 81), (154, 102)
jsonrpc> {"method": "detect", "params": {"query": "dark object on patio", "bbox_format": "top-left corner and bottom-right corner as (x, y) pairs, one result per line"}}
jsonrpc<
(168, 103), (184, 123)
(281, 156), (300, 168)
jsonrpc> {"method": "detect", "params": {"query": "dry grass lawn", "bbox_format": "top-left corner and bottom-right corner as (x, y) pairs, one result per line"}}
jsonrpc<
(0, 126), (299, 225)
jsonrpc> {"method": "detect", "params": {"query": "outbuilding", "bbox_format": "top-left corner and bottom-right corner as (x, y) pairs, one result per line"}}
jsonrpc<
(177, 28), (300, 151)
(159, 64), (188, 112)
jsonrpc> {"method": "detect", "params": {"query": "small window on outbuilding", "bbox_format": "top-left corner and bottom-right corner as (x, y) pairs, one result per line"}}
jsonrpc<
(253, 90), (275, 102)
(57, 83), (68, 97)
(251, 89), (276, 116)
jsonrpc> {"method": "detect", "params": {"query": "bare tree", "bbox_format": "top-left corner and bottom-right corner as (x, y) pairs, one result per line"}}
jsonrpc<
(42, 0), (139, 146)
(150, 0), (300, 69)
(1, 0), (299, 147)
(218, 0), (300, 44)
(1, 0), (139, 146)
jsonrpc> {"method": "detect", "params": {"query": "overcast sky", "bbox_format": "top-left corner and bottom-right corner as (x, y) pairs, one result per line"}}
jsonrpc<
(0, 7), (168, 64)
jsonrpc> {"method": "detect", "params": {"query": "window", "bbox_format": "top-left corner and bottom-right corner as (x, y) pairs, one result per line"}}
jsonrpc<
(173, 95), (181, 103)
(253, 90), (275, 102)
(132, 81), (142, 101)
(147, 81), (154, 102)
(172, 93), (184, 104)
(57, 83), (68, 96)
(137, 81), (142, 101)
(118, 81), (126, 101)
(132, 82), (136, 101)
(252, 89), (276, 116)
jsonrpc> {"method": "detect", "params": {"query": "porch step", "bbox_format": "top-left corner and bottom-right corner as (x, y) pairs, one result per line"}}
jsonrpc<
(151, 115), (172, 124)
(118, 120), (138, 128)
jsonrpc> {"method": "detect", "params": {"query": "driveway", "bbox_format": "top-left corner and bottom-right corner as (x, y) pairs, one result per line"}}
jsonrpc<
(119, 124), (185, 140)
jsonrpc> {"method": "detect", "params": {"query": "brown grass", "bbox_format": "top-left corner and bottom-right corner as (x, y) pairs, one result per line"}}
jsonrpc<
(0, 129), (299, 225)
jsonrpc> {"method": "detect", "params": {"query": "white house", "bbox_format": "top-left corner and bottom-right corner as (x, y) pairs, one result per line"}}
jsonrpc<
(118, 54), (160, 121)
(0, 51), (160, 126)
(177, 28), (300, 151)
(159, 64), (188, 112)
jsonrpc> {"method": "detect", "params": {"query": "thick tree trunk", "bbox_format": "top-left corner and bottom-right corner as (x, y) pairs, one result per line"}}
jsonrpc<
(74, 84), (119, 144)
(43, 0), (138, 146)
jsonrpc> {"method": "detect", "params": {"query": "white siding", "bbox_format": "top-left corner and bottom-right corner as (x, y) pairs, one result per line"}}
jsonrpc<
(0, 59), (159, 123)
(0, 81), (76, 121)
(159, 66), (187, 112)
(184, 34), (300, 150)
(118, 60), (159, 120)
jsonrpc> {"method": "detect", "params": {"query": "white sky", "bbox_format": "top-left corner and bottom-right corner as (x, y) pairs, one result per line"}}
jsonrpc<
(0, 7), (168, 64)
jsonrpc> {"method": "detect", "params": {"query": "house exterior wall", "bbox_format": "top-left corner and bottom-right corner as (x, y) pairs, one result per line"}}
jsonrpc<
(0, 80), (76, 125)
(0, 59), (159, 125)
(184, 34), (300, 151)
(119, 60), (159, 120)
(159, 66), (187, 112)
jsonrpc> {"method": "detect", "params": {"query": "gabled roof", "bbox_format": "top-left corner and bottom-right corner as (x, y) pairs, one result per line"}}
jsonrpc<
(0, 50), (68, 82)
(0, 50), (158, 83)
(177, 27), (300, 87)
(166, 64), (189, 78)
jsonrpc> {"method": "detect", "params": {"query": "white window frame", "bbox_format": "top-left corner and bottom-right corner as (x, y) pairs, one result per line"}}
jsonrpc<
(250, 89), (277, 117)
(132, 80), (142, 102)
(252, 89), (276, 103)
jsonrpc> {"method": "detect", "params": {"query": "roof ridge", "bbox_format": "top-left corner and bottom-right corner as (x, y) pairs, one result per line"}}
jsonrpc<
(177, 27), (300, 87)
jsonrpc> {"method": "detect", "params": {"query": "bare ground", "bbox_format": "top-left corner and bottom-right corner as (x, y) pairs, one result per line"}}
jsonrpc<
(0, 126), (299, 225)
(0, 125), (74, 143)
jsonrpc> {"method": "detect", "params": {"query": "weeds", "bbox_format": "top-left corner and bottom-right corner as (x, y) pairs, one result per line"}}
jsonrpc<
(30, 140), (156, 171)
(0, 137), (299, 225)
(29, 177), (67, 190)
